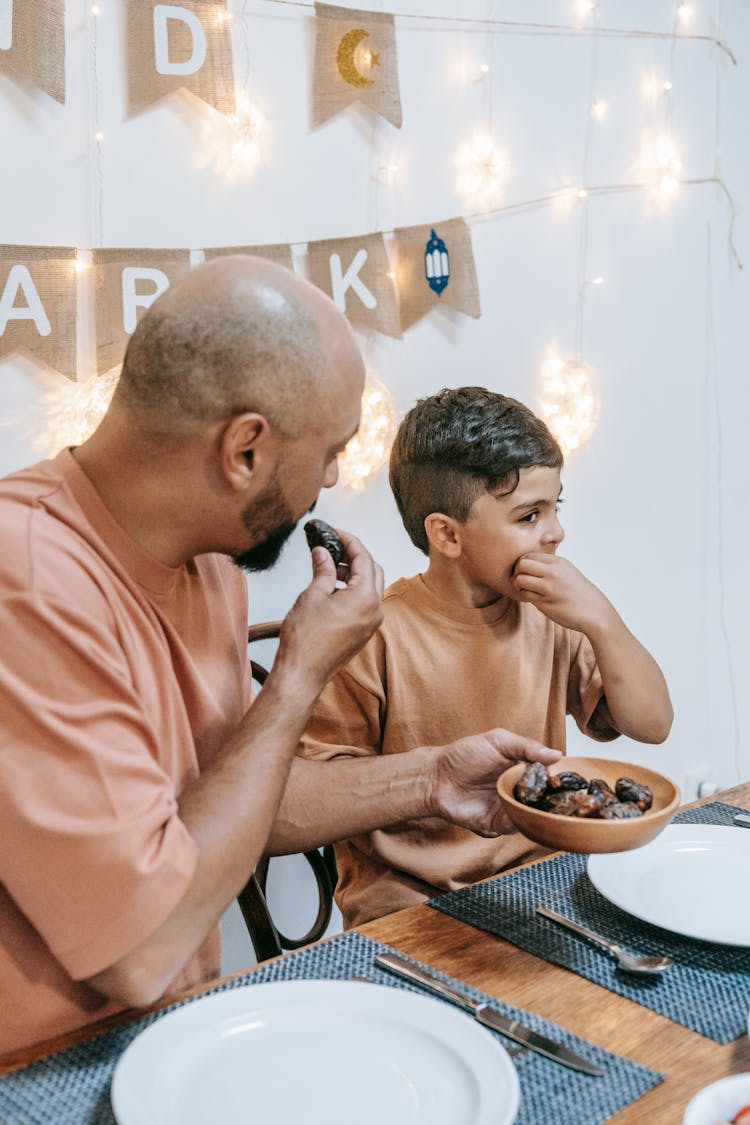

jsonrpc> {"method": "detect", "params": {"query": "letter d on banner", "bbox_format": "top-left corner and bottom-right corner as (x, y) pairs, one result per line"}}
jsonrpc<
(126, 0), (235, 117)
(153, 5), (207, 76)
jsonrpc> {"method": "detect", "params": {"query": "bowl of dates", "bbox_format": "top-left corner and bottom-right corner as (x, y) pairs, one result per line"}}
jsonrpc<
(496, 756), (681, 853)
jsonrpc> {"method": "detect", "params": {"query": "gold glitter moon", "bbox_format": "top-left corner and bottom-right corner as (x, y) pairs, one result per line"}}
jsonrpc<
(336, 28), (377, 89)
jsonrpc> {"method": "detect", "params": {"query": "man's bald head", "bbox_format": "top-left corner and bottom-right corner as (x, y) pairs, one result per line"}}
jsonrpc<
(114, 255), (360, 438)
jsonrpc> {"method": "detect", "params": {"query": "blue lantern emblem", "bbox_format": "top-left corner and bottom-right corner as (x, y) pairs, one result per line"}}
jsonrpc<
(424, 228), (450, 295)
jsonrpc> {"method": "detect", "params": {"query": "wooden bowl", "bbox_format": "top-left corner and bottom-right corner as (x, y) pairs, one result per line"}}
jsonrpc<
(496, 756), (681, 854)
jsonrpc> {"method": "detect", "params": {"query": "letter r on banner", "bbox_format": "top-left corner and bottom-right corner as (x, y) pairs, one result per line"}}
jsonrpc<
(329, 250), (377, 312)
(153, 4), (207, 76)
(122, 267), (169, 333)
(0, 265), (52, 337)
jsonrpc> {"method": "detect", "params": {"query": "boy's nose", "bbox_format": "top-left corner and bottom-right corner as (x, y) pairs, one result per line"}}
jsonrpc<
(541, 515), (565, 550)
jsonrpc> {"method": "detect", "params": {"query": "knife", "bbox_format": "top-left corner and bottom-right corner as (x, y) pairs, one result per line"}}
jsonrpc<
(374, 951), (604, 1077)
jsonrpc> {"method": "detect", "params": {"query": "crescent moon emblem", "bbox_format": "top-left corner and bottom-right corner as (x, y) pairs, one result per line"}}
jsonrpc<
(336, 28), (378, 89)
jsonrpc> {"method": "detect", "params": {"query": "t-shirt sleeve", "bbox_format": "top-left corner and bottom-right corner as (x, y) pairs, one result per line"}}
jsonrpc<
(0, 592), (198, 981)
(566, 631), (620, 742)
(299, 635), (386, 761)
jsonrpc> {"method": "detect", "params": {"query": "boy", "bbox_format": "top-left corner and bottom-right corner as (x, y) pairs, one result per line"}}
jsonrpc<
(299, 387), (673, 927)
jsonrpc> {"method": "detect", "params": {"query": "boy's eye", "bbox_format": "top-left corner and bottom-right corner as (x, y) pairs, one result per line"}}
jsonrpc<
(520, 510), (539, 523)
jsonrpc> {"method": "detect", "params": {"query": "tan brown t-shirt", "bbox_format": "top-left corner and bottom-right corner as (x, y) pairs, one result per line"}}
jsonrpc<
(300, 574), (618, 928)
(0, 451), (252, 1053)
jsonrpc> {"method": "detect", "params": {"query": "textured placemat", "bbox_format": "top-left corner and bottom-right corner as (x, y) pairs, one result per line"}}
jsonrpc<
(0, 931), (661, 1125)
(431, 801), (750, 1043)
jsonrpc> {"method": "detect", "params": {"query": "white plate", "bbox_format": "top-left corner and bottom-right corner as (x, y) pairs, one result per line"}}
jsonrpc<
(587, 824), (750, 946)
(111, 979), (519, 1125)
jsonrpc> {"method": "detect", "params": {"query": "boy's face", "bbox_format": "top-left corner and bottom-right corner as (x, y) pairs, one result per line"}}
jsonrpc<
(459, 465), (564, 601)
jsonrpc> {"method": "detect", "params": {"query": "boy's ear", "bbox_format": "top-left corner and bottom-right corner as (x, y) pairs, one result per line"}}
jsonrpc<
(219, 412), (271, 492)
(424, 513), (463, 559)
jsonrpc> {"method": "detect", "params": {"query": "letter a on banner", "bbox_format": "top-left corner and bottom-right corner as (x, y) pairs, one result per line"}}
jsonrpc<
(307, 233), (401, 338)
(0, 1), (66, 103)
(92, 249), (191, 372)
(126, 0), (235, 117)
(0, 246), (77, 380)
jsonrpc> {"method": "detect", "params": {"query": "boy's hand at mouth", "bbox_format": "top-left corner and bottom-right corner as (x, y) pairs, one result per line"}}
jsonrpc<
(512, 553), (615, 636)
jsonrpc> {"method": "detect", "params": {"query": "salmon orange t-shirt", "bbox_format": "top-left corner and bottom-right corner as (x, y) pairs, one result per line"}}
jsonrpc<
(300, 574), (618, 928)
(0, 450), (252, 1053)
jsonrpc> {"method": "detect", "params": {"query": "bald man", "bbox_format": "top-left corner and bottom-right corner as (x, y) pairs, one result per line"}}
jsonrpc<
(0, 256), (558, 1055)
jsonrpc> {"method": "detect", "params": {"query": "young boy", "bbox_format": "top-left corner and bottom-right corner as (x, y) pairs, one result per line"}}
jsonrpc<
(299, 386), (673, 927)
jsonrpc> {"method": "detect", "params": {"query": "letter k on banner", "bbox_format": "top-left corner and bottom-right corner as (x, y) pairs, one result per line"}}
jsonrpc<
(307, 233), (401, 339)
(126, 0), (235, 117)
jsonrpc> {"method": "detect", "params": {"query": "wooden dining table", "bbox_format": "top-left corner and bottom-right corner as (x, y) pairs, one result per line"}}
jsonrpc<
(2, 781), (750, 1123)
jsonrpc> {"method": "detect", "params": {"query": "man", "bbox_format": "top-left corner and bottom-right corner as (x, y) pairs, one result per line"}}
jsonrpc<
(0, 256), (559, 1054)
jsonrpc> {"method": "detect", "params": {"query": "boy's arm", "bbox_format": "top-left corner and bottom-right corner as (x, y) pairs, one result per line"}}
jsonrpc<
(513, 553), (673, 744)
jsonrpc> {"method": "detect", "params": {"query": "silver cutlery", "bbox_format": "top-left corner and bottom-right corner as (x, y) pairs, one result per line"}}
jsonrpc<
(733, 813), (750, 829)
(536, 906), (673, 976)
(373, 951), (604, 1076)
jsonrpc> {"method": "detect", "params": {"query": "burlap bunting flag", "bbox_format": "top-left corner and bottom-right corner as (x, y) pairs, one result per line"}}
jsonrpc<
(92, 248), (191, 372)
(0, 0), (66, 104)
(313, 3), (402, 129)
(204, 244), (293, 270)
(307, 233), (400, 339)
(393, 218), (481, 331)
(126, 0), (235, 118)
(0, 246), (76, 379)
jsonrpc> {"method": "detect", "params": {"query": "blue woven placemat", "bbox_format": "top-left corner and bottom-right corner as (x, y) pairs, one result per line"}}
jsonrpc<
(431, 801), (750, 1044)
(0, 930), (661, 1125)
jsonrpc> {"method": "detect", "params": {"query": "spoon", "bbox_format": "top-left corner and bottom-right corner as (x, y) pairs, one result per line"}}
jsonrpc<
(536, 906), (673, 976)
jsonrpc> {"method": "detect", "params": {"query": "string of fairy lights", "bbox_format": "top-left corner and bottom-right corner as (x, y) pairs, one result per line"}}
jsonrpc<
(37, 0), (741, 488)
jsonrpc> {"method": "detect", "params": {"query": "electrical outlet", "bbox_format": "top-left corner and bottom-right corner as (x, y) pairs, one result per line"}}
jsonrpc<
(684, 764), (713, 801)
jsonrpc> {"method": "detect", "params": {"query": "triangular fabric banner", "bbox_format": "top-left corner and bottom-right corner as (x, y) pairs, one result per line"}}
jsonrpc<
(0, 246), (76, 380)
(126, 0), (235, 118)
(393, 218), (481, 331)
(0, 1), (66, 104)
(203, 244), (294, 270)
(92, 248), (192, 373)
(313, 3), (402, 129)
(307, 233), (401, 339)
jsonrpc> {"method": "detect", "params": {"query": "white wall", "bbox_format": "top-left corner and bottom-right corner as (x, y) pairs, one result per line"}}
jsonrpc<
(1, 0), (748, 973)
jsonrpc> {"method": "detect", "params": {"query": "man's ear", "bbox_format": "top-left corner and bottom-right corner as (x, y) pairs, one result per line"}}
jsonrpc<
(219, 412), (272, 492)
(424, 512), (463, 559)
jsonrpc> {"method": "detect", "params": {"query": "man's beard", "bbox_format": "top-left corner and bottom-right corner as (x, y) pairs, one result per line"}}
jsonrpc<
(233, 478), (300, 573)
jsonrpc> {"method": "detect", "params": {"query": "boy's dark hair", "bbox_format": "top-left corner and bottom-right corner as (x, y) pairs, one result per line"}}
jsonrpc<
(389, 386), (563, 555)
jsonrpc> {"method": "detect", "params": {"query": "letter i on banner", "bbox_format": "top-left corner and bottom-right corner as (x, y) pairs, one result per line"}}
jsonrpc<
(92, 249), (191, 373)
(307, 234), (401, 339)
(0, 1), (66, 103)
(126, 1), (235, 117)
(0, 246), (77, 380)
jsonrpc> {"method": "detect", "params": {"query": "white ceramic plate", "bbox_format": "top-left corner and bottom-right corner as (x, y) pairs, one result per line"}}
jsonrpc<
(682, 1072), (750, 1124)
(111, 979), (520, 1125)
(587, 824), (750, 946)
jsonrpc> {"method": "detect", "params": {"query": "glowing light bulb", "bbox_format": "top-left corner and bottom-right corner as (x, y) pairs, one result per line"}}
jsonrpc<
(577, 188), (589, 200)
(95, 130), (103, 142)
(39, 366), (121, 456)
(479, 63), (490, 74)
(677, 2), (692, 25)
(539, 353), (600, 456)
(576, 0), (597, 14)
(201, 99), (265, 178)
(91, 4), (100, 15)
(74, 255), (90, 274)
(455, 131), (509, 207)
(663, 79), (673, 92)
(339, 371), (397, 492)
(591, 99), (608, 121)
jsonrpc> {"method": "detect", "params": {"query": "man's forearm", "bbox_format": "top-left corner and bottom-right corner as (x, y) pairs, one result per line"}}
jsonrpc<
(267, 749), (436, 854)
